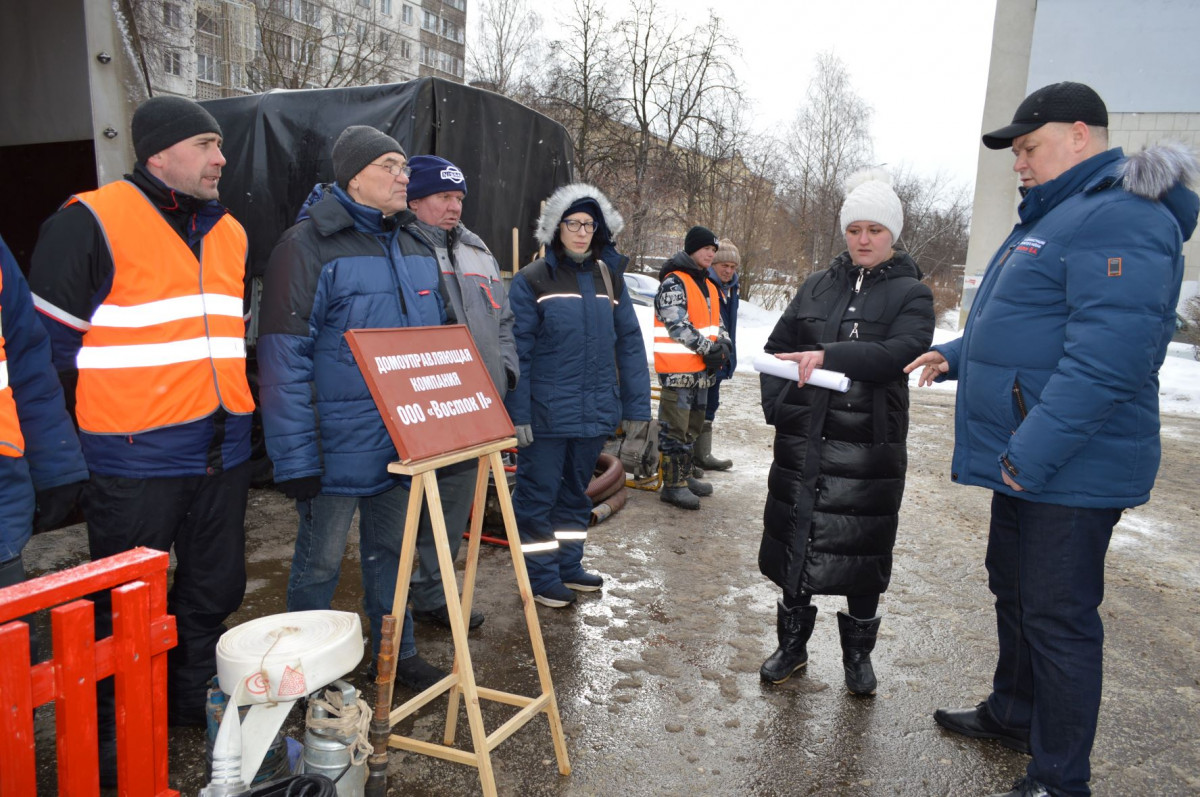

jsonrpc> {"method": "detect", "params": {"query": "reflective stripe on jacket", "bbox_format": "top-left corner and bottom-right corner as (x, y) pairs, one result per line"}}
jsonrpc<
(653, 272), (720, 375)
(0, 268), (24, 457)
(69, 181), (253, 435)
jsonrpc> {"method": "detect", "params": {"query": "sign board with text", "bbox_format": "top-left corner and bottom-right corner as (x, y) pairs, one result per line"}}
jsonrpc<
(345, 325), (514, 464)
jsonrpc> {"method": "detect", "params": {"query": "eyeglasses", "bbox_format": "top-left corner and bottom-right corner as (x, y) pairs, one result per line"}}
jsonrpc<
(369, 161), (411, 177)
(561, 220), (596, 233)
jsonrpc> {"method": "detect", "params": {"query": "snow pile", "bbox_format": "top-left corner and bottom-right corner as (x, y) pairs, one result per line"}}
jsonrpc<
(632, 298), (1200, 415)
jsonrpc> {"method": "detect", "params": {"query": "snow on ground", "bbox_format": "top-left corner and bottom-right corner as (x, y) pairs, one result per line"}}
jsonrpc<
(632, 299), (1200, 414)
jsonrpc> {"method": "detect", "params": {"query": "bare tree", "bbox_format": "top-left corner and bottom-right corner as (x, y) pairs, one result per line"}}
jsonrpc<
(891, 167), (971, 317)
(618, 0), (738, 267)
(541, 0), (626, 185)
(467, 0), (542, 99)
(706, 136), (788, 304)
(781, 53), (873, 273)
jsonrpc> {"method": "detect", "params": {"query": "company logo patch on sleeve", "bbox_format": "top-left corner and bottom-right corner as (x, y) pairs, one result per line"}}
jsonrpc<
(1107, 257), (1122, 277)
(1015, 237), (1045, 256)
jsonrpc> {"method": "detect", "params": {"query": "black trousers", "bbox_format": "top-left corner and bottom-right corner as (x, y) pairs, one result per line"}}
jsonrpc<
(84, 461), (250, 719)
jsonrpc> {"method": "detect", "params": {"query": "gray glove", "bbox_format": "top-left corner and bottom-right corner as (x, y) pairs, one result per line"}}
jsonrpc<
(622, 419), (650, 441)
(515, 424), (534, 448)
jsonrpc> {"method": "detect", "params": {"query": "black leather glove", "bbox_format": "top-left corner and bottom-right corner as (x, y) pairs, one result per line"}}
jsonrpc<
(34, 480), (86, 532)
(277, 475), (323, 501)
(702, 338), (732, 369)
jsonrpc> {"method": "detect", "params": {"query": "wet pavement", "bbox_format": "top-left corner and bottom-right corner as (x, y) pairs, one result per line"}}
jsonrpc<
(23, 372), (1200, 795)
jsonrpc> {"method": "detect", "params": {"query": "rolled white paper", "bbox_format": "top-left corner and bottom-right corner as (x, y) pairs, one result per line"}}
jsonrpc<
(753, 352), (852, 393)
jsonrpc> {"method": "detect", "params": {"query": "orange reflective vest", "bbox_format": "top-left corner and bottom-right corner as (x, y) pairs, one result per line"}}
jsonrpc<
(653, 272), (721, 375)
(69, 181), (254, 435)
(0, 268), (24, 457)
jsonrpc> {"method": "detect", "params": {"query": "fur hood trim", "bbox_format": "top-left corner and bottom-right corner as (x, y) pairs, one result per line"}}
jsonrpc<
(535, 183), (624, 245)
(1119, 141), (1200, 200)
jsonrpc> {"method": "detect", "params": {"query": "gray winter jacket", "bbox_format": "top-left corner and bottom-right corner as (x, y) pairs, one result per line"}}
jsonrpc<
(402, 219), (519, 398)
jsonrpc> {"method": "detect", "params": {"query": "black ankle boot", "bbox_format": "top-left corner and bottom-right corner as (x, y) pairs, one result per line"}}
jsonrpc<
(837, 611), (881, 695)
(760, 602), (818, 684)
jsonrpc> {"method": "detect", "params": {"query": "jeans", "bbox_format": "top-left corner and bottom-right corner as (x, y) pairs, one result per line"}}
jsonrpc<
(409, 461), (477, 612)
(985, 492), (1121, 797)
(287, 483), (416, 660)
(513, 435), (607, 591)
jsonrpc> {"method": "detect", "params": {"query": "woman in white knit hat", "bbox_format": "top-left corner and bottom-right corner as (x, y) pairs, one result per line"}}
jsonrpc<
(756, 169), (936, 695)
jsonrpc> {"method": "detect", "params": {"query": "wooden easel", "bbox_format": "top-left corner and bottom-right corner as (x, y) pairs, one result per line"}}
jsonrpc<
(379, 436), (571, 796)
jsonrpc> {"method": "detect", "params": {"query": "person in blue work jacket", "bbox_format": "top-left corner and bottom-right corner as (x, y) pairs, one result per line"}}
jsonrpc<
(257, 125), (447, 692)
(907, 82), (1200, 797)
(503, 183), (651, 608)
(694, 238), (741, 472)
(0, 235), (88, 647)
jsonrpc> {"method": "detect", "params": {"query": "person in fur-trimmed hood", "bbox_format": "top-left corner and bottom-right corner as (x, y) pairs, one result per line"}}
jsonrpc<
(503, 183), (651, 608)
(907, 82), (1200, 797)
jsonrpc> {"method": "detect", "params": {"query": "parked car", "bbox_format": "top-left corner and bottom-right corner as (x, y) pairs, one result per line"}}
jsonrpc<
(623, 272), (660, 306)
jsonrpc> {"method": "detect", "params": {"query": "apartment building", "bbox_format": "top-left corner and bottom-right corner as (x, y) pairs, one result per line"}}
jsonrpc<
(140, 0), (467, 101)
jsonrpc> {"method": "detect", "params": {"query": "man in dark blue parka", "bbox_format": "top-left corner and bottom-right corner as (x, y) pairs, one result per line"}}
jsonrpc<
(908, 82), (1199, 797)
(0, 235), (88, 633)
(258, 126), (448, 692)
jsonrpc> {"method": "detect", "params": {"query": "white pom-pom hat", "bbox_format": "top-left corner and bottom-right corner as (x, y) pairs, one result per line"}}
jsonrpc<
(839, 168), (903, 242)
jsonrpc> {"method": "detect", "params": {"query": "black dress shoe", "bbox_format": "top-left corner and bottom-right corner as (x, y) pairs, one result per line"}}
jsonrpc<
(412, 604), (485, 630)
(933, 701), (1031, 754)
(988, 776), (1051, 796)
(394, 654), (447, 692)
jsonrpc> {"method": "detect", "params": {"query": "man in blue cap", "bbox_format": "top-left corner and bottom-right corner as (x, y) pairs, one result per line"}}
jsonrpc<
(400, 154), (518, 630)
(907, 81), (1200, 797)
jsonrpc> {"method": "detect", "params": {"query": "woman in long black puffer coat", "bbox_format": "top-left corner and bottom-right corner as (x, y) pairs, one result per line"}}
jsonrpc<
(758, 169), (935, 695)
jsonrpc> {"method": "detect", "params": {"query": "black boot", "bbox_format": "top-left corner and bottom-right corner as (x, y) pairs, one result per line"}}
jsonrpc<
(695, 420), (733, 470)
(837, 611), (881, 695)
(683, 452), (713, 497)
(759, 602), (818, 684)
(659, 453), (700, 510)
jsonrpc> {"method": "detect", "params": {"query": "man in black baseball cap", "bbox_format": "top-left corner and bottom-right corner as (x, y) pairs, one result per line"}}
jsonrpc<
(908, 78), (1200, 797)
(981, 81), (1108, 150)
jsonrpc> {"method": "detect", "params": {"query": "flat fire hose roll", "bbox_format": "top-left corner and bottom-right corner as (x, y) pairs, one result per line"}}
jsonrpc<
(214, 610), (364, 785)
(587, 452), (624, 504)
(590, 484), (628, 525)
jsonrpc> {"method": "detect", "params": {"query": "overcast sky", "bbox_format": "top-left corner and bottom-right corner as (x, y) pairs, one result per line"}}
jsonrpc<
(511, 0), (998, 190)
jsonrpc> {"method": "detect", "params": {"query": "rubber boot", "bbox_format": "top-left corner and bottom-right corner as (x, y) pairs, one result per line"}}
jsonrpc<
(760, 602), (818, 684)
(695, 421), (733, 470)
(684, 451), (713, 497)
(660, 453), (700, 510)
(837, 611), (881, 696)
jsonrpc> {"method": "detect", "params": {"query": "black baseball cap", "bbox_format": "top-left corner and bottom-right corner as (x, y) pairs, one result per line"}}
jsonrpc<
(982, 81), (1108, 150)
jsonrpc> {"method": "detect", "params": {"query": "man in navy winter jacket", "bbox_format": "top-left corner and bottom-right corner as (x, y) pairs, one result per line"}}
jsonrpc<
(0, 235), (88, 642)
(257, 126), (448, 692)
(908, 82), (1199, 797)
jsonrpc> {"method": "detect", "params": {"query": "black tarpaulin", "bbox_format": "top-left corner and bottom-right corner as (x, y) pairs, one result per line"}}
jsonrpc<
(201, 77), (575, 277)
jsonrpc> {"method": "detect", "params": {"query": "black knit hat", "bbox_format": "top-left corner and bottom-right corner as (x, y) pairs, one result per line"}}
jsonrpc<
(982, 82), (1108, 150)
(332, 125), (405, 188)
(684, 226), (719, 255)
(132, 96), (222, 163)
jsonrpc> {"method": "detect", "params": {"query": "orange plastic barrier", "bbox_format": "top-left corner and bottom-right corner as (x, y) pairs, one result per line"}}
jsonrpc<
(0, 547), (178, 796)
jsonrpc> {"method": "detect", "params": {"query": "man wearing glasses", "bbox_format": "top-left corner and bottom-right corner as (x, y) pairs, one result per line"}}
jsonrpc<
(257, 125), (447, 693)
